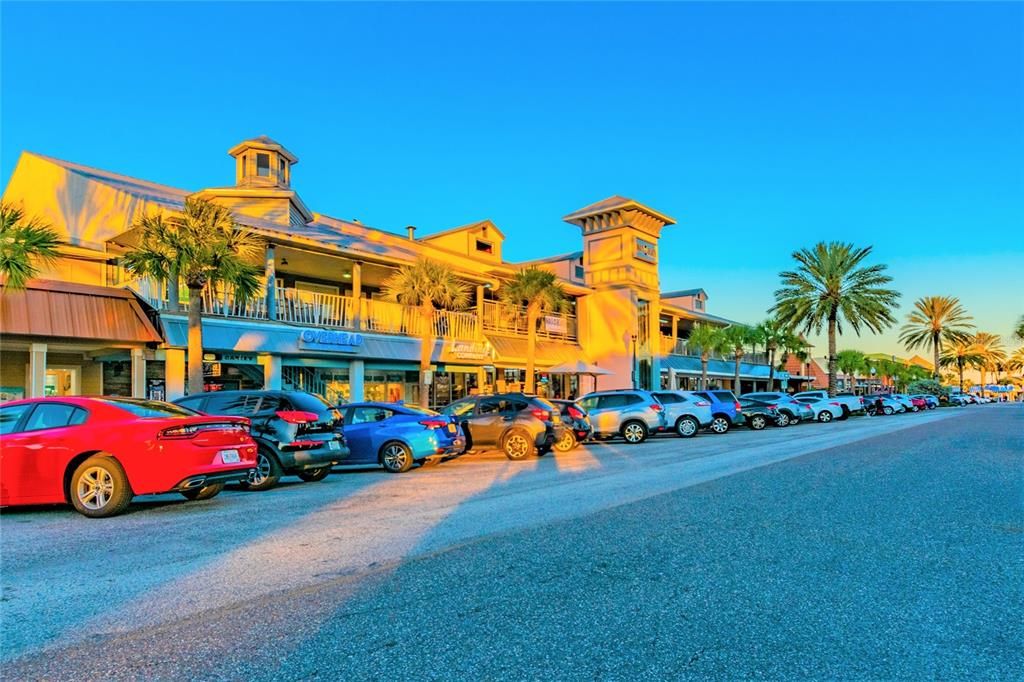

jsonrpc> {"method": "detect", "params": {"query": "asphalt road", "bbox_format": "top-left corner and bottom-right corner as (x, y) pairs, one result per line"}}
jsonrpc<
(1, 404), (1020, 680)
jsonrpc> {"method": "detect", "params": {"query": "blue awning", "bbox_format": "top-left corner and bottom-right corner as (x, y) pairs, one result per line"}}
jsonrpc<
(660, 354), (773, 379)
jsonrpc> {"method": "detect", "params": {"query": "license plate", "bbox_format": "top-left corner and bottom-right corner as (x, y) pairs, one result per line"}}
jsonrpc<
(328, 440), (341, 451)
(219, 449), (240, 463)
(447, 423), (457, 434)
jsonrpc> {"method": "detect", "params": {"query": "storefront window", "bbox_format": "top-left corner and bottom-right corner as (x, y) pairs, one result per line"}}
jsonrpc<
(429, 371), (478, 410)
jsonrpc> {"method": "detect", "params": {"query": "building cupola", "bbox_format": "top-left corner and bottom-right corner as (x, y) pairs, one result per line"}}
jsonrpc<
(228, 135), (298, 189)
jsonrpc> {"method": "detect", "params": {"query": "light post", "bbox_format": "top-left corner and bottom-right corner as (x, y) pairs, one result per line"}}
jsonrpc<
(630, 333), (638, 389)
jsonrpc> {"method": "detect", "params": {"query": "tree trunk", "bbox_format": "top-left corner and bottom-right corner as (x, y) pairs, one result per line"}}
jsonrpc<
(827, 312), (838, 396)
(958, 359), (965, 393)
(932, 331), (941, 380)
(701, 354), (709, 390)
(168, 264), (180, 311)
(187, 285), (204, 395)
(767, 345), (776, 391)
(734, 350), (742, 394)
(418, 302), (434, 408)
(525, 304), (539, 393)
(979, 366), (986, 397)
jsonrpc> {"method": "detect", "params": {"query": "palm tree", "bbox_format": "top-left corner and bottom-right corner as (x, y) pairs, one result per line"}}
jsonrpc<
(940, 339), (984, 393)
(836, 349), (867, 392)
(1007, 347), (1024, 375)
(971, 332), (1006, 397)
(384, 259), (470, 408)
(898, 296), (974, 380)
(753, 318), (789, 391)
(720, 324), (756, 393)
(772, 242), (900, 395)
(0, 202), (62, 290)
(499, 267), (567, 393)
(1014, 316), (1024, 343)
(122, 197), (263, 395)
(686, 323), (727, 390)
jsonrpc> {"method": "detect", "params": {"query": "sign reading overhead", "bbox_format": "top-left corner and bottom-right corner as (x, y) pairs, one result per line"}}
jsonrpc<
(298, 329), (364, 353)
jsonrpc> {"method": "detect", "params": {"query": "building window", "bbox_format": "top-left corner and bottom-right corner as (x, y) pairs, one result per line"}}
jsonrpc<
(475, 240), (493, 254)
(694, 299), (703, 310)
(279, 158), (287, 181)
(241, 156), (247, 178)
(256, 153), (270, 177)
(574, 264), (585, 280)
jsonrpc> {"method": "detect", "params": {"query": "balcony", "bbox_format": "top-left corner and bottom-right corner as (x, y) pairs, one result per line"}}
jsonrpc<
(480, 300), (578, 343)
(661, 335), (769, 366)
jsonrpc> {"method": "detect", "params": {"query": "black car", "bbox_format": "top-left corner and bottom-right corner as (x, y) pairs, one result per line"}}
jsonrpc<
(738, 398), (783, 430)
(174, 390), (349, 490)
(440, 393), (563, 460)
(550, 399), (593, 452)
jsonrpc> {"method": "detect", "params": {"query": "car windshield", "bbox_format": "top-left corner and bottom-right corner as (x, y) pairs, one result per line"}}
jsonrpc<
(100, 399), (199, 418)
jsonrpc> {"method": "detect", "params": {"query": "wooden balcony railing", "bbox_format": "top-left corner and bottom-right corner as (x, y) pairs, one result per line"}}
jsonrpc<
(480, 300), (578, 342)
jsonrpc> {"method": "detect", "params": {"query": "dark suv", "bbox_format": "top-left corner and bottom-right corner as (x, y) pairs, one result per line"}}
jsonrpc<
(441, 393), (563, 460)
(174, 390), (349, 490)
(692, 390), (744, 434)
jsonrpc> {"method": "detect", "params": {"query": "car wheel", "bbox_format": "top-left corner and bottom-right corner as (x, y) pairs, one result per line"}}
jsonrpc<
(381, 442), (414, 473)
(70, 455), (133, 518)
(243, 448), (282, 491)
(502, 429), (536, 460)
(297, 467), (330, 482)
(838, 406), (850, 421)
(180, 483), (224, 501)
(910, 405), (919, 412)
(709, 416), (730, 434)
(749, 414), (768, 430)
(883, 406), (894, 415)
(776, 412), (791, 427)
(554, 430), (578, 453)
(621, 420), (648, 444)
(817, 411), (833, 423)
(675, 416), (700, 438)
(928, 404), (936, 410)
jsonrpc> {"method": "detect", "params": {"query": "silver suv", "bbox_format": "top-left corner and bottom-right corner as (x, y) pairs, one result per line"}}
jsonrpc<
(578, 390), (667, 444)
(651, 391), (714, 437)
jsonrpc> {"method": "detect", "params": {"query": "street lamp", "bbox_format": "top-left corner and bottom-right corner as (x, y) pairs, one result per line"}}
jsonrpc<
(630, 333), (638, 389)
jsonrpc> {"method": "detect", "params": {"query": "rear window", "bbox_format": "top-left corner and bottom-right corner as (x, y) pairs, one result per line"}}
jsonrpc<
(693, 392), (712, 402)
(101, 399), (198, 418)
(654, 392), (685, 404)
(287, 392), (333, 413)
(205, 393), (261, 416)
(23, 404), (88, 431)
(0, 404), (33, 434)
(712, 391), (736, 402)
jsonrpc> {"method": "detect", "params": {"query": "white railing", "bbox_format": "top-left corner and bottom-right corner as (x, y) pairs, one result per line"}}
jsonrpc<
(480, 300), (578, 342)
(660, 335), (769, 366)
(276, 287), (358, 328)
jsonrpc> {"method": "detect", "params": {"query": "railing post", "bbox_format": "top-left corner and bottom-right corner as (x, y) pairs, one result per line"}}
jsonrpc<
(475, 285), (485, 340)
(352, 262), (363, 330)
(265, 244), (277, 321)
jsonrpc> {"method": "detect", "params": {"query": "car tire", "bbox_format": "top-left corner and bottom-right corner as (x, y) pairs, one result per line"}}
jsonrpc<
(553, 430), (578, 453)
(709, 416), (731, 434)
(838, 406), (850, 421)
(911, 406), (920, 412)
(817, 411), (833, 423)
(621, 420), (648, 444)
(675, 415), (700, 438)
(297, 467), (330, 482)
(69, 455), (133, 518)
(749, 414), (768, 430)
(180, 483), (224, 501)
(883, 406), (894, 415)
(243, 448), (282, 491)
(381, 442), (414, 473)
(502, 429), (536, 460)
(776, 412), (791, 427)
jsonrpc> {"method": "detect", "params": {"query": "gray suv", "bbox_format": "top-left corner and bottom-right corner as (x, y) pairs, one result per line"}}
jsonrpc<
(441, 393), (562, 460)
(651, 391), (714, 438)
(578, 390), (668, 444)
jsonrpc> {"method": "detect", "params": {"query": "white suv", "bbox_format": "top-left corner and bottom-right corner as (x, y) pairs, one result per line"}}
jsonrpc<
(578, 390), (668, 444)
(651, 391), (714, 437)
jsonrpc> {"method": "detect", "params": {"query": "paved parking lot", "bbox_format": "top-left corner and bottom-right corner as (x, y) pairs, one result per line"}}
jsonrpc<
(2, 405), (1020, 679)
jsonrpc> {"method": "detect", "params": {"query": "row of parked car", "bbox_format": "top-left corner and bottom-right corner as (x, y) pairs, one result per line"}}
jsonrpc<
(0, 384), (967, 518)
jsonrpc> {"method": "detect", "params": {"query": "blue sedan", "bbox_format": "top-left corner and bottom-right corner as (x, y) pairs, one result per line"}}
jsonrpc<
(339, 402), (466, 473)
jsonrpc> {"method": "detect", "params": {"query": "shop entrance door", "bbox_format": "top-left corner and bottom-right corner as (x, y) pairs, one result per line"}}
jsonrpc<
(44, 367), (80, 396)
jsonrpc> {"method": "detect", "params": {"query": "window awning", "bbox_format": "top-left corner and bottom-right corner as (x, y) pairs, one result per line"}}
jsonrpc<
(485, 334), (586, 369)
(0, 280), (162, 344)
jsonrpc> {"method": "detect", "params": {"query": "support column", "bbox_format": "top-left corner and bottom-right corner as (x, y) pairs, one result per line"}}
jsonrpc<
(28, 343), (47, 398)
(265, 244), (277, 321)
(130, 348), (146, 398)
(165, 348), (186, 400)
(351, 261), (363, 329)
(258, 354), (282, 391)
(648, 301), (661, 391)
(668, 367), (677, 391)
(670, 316), (679, 350)
(349, 359), (365, 402)
(475, 284), (485, 340)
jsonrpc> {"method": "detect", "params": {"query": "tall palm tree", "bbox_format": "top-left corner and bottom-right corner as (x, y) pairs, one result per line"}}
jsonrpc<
(720, 324), (756, 393)
(971, 332), (1006, 397)
(898, 296), (974, 380)
(384, 259), (470, 408)
(686, 323), (727, 390)
(772, 242), (900, 395)
(0, 202), (62, 290)
(753, 318), (791, 391)
(499, 267), (566, 393)
(122, 197), (263, 395)
(836, 349), (867, 392)
(1014, 315), (1024, 343)
(1007, 347), (1024, 375)
(940, 340), (984, 393)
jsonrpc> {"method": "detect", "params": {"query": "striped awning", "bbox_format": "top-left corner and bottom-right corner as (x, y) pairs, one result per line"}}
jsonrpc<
(485, 334), (586, 369)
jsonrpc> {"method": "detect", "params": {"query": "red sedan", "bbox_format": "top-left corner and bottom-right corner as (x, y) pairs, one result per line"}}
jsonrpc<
(0, 397), (257, 518)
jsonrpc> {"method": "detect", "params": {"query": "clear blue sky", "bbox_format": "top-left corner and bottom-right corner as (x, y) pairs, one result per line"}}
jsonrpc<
(2, 2), (1021, 355)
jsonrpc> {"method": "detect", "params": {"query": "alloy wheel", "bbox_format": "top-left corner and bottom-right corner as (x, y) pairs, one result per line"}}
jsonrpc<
(76, 466), (115, 511)
(751, 415), (766, 430)
(554, 430), (576, 452)
(382, 444), (409, 471)
(249, 453), (272, 486)
(505, 433), (530, 458)
(710, 417), (729, 434)
(676, 418), (698, 437)
(623, 423), (645, 443)
(819, 411), (833, 423)
(777, 413), (790, 427)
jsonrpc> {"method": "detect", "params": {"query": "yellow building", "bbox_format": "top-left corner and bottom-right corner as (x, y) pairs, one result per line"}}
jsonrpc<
(1, 137), (778, 405)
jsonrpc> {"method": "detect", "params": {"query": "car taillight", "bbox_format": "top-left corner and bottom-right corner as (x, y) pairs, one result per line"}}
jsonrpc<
(767, 404), (778, 410)
(649, 404), (663, 412)
(567, 406), (584, 420)
(530, 408), (550, 421)
(694, 401), (711, 407)
(276, 410), (319, 424)
(159, 424), (200, 439)
(734, 402), (742, 411)
(419, 418), (449, 430)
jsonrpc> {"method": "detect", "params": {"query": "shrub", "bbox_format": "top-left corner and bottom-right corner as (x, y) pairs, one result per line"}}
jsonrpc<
(906, 379), (948, 398)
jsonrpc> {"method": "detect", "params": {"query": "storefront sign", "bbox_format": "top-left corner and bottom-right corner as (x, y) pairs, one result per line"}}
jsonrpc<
(219, 353), (260, 365)
(635, 237), (657, 263)
(543, 316), (567, 334)
(298, 329), (364, 353)
(446, 341), (491, 361)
